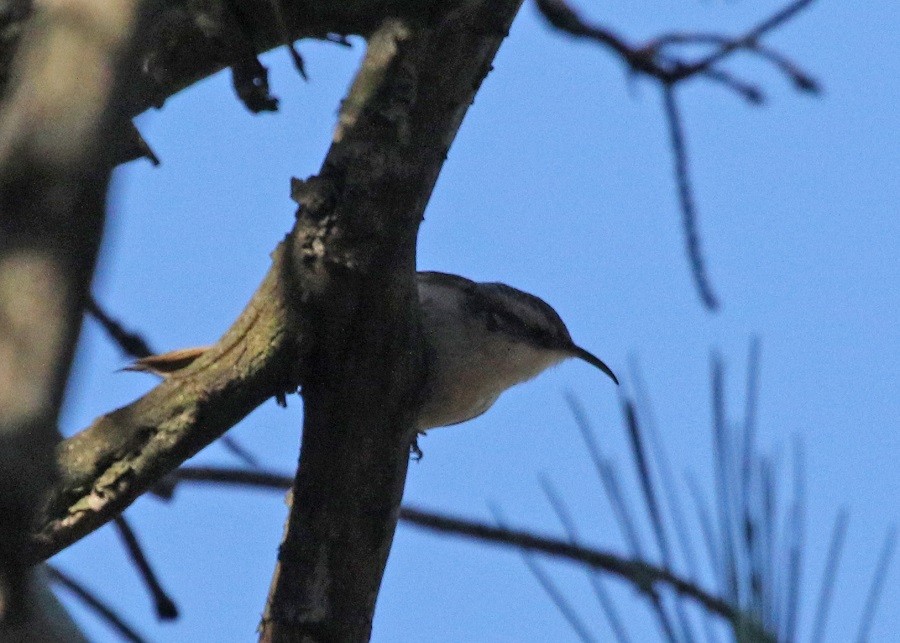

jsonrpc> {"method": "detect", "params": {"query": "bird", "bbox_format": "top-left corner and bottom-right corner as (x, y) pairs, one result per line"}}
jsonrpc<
(127, 271), (618, 430)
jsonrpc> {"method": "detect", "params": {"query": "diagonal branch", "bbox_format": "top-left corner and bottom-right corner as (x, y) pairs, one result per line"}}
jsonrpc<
(402, 506), (747, 629)
(154, 465), (758, 633)
(113, 516), (178, 620)
(0, 2), (459, 118)
(46, 565), (147, 643)
(29, 254), (299, 562)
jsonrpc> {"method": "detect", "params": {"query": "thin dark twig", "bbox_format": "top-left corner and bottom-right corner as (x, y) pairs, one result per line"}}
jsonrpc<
(780, 440), (805, 643)
(564, 393), (646, 557)
(537, 0), (819, 89)
(521, 554), (598, 642)
(267, 0), (307, 79)
(490, 504), (597, 643)
(163, 467), (292, 491)
(537, 0), (821, 311)
(46, 565), (147, 643)
(622, 398), (697, 643)
(652, 34), (820, 93)
(568, 408), (682, 643)
(686, 474), (722, 603)
(603, 461), (647, 559)
(629, 359), (702, 575)
(324, 33), (353, 47)
(694, 67), (764, 104)
(534, 0), (632, 59)
(810, 509), (849, 643)
(663, 87), (718, 310)
(711, 356), (737, 600)
(629, 360), (720, 643)
(743, 474), (765, 629)
(740, 339), (762, 537)
(687, 0), (818, 76)
(759, 455), (781, 632)
(739, 339), (763, 623)
(162, 466), (749, 629)
(113, 516), (178, 620)
(623, 399), (673, 568)
(405, 505), (738, 624)
(541, 477), (633, 643)
(85, 296), (154, 358)
(219, 435), (261, 469)
(686, 472), (727, 643)
(855, 525), (897, 643)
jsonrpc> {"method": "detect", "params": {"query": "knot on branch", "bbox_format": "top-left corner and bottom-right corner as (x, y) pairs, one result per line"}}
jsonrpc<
(290, 175), (337, 216)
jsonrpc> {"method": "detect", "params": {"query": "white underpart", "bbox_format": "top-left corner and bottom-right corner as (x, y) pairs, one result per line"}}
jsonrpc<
(416, 278), (568, 430)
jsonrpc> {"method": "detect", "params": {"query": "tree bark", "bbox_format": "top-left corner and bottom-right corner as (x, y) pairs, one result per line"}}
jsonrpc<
(25, 7), (522, 642)
(260, 7), (524, 638)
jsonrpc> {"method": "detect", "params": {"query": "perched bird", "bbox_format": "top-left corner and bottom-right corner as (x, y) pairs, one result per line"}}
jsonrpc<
(128, 271), (618, 430)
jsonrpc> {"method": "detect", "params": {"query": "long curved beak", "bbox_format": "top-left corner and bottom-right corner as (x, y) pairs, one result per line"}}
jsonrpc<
(571, 345), (619, 385)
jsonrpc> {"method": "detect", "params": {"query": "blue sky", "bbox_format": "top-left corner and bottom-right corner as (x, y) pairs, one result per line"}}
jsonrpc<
(56, 1), (897, 641)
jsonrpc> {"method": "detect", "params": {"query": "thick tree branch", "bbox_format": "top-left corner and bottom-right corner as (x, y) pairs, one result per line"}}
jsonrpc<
(30, 254), (298, 561)
(0, 1), (473, 129)
(29, 11), (523, 643)
(261, 4), (523, 638)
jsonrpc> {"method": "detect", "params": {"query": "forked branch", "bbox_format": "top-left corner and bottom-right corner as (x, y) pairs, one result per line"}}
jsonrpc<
(536, 0), (820, 310)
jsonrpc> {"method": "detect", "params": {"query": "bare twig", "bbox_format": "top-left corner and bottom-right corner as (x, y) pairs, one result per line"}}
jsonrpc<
(629, 359), (718, 643)
(536, 0), (820, 311)
(564, 392), (678, 641)
(650, 35), (820, 94)
(86, 296), (154, 359)
(491, 504), (597, 643)
(622, 397), (697, 643)
(740, 339), (762, 543)
(564, 394), (645, 557)
(759, 455), (781, 631)
(686, 0), (818, 78)
(780, 440), (805, 643)
(113, 516), (178, 620)
(535, 0), (819, 91)
(157, 465), (745, 627)
(159, 467), (292, 494)
(46, 564), (146, 643)
(810, 509), (849, 643)
(662, 86), (718, 310)
(403, 505), (739, 625)
(541, 477), (632, 643)
(711, 356), (738, 602)
(219, 436), (261, 469)
(855, 525), (897, 643)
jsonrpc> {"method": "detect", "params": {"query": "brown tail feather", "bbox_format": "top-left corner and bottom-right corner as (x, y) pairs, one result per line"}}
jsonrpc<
(123, 346), (210, 377)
